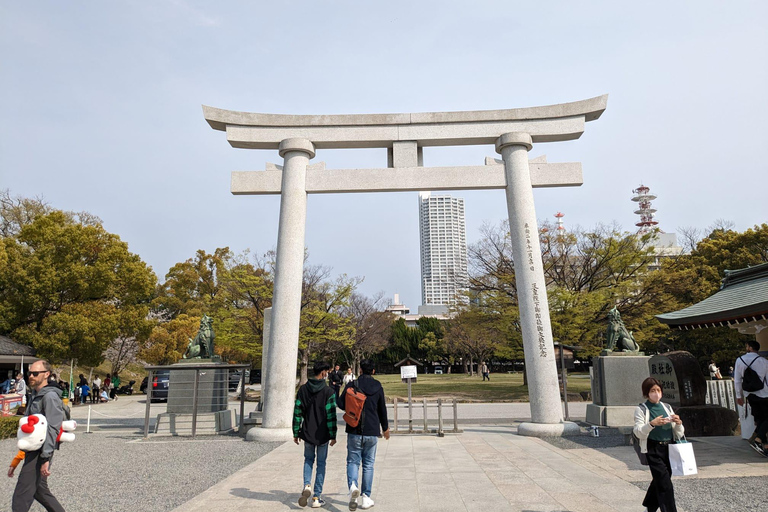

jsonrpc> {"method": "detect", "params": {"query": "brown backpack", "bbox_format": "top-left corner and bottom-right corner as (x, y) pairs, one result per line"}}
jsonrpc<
(342, 380), (367, 428)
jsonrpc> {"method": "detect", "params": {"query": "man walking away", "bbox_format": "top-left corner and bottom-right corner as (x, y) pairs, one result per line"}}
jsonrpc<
(12, 360), (67, 512)
(293, 361), (337, 508)
(481, 362), (490, 381)
(338, 359), (390, 511)
(735, 339), (768, 456)
(329, 365), (343, 397)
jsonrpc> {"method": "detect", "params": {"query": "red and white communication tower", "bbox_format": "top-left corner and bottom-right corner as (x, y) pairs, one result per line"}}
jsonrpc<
(554, 212), (565, 232)
(632, 184), (658, 232)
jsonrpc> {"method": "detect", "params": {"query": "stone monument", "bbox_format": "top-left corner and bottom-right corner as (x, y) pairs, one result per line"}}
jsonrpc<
(587, 306), (650, 427)
(203, 95), (609, 439)
(649, 351), (737, 436)
(156, 315), (235, 435)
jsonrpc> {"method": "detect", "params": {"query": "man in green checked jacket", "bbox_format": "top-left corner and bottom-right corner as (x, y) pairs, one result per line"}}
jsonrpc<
(293, 361), (338, 508)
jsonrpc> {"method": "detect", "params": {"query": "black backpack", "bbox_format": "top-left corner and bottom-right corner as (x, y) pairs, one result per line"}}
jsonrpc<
(739, 356), (765, 392)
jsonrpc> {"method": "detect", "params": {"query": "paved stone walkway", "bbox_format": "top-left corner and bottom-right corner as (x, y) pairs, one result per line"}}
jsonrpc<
(171, 426), (650, 512)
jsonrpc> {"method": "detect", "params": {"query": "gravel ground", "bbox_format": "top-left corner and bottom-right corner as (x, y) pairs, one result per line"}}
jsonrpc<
(0, 432), (281, 512)
(629, 477), (766, 512)
(543, 426), (765, 512)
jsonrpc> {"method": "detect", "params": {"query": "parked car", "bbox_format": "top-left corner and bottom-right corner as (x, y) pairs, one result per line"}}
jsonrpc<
(249, 369), (261, 384)
(149, 370), (170, 402)
(434, 366), (443, 375)
(228, 370), (250, 391)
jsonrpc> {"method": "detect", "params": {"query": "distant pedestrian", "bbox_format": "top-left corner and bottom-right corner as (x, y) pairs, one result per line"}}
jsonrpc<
(708, 360), (722, 380)
(735, 340), (768, 455)
(80, 384), (90, 404)
(338, 359), (390, 511)
(481, 362), (490, 381)
(343, 368), (354, 387)
(633, 377), (684, 512)
(91, 375), (101, 404)
(14, 373), (26, 404)
(11, 359), (67, 512)
(329, 365), (343, 397)
(111, 373), (120, 400)
(293, 361), (337, 508)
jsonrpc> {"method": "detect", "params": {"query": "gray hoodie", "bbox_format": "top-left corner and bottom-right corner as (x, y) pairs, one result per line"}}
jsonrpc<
(25, 384), (65, 460)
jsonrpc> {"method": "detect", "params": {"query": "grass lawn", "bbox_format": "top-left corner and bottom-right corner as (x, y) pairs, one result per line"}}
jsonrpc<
(376, 372), (592, 402)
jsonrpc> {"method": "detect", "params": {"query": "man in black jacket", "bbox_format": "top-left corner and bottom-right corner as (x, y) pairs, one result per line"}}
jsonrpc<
(329, 365), (343, 397)
(293, 361), (337, 508)
(12, 360), (66, 512)
(338, 359), (390, 511)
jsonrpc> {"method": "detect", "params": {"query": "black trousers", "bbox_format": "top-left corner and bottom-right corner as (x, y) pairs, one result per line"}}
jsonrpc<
(12, 450), (65, 512)
(747, 394), (768, 443)
(643, 440), (677, 512)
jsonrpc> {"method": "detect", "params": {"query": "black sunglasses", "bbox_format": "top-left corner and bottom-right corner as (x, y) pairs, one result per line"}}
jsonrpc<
(28, 371), (49, 377)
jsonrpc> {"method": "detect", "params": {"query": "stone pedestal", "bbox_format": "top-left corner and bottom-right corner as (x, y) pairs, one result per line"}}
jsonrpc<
(155, 410), (236, 435)
(587, 354), (650, 427)
(166, 360), (228, 414)
(159, 360), (231, 435)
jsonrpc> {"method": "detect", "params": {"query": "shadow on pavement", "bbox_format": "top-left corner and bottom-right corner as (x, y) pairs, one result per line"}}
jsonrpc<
(229, 488), (352, 511)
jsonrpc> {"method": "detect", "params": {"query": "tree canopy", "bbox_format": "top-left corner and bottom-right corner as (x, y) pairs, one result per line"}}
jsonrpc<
(0, 192), (156, 366)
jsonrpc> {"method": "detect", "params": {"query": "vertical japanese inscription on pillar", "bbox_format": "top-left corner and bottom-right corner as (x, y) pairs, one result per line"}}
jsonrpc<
(525, 223), (547, 358)
(524, 223), (535, 271)
(531, 283), (547, 358)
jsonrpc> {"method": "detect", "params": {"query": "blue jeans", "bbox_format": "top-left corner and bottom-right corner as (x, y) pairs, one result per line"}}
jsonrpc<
(303, 442), (329, 498)
(346, 434), (378, 497)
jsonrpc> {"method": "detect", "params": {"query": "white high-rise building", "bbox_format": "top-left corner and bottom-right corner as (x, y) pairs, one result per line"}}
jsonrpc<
(418, 192), (469, 310)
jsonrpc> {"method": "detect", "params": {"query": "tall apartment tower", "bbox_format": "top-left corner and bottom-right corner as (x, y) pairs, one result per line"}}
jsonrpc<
(418, 192), (469, 310)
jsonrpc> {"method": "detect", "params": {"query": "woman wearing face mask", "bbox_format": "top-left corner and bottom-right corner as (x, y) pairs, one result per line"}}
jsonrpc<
(633, 377), (685, 512)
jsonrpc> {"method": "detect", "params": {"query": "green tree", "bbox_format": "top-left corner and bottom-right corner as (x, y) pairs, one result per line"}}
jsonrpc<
(655, 224), (768, 369)
(444, 306), (502, 375)
(0, 207), (156, 366)
(297, 267), (359, 385)
(338, 292), (392, 375)
(141, 314), (199, 365)
(153, 248), (273, 364)
(469, 221), (673, 359)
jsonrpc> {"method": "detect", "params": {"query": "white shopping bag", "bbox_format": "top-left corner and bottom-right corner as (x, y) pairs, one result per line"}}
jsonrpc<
(738, 403), (756, 440)
(668, 441), (698, 476)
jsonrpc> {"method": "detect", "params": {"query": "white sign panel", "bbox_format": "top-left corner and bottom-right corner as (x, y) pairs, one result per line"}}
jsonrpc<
(400, 365), (418, 379)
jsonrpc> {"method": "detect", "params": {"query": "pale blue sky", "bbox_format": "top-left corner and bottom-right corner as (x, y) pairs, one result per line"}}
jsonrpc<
(1, 1), (766, 309)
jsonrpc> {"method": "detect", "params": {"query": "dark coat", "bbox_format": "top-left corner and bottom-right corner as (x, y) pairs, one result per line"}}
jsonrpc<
(338, 374), (389, 437)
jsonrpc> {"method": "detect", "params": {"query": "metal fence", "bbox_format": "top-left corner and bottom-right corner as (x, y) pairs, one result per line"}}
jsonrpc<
(391, 397), (461, 436)
(142, 363), (251, 439)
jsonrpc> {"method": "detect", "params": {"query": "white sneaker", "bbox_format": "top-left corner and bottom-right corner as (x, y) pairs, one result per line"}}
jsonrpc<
(359, 495), (374, 509)
(299, 484), (312, 507)
(349, 483), (360, 511)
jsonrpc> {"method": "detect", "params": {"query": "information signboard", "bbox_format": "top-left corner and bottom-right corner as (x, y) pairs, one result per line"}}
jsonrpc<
(400, 365), (418, 381)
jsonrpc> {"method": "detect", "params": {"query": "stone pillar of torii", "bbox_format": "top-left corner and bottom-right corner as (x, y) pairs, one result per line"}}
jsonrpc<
(203, 95), (608, 440)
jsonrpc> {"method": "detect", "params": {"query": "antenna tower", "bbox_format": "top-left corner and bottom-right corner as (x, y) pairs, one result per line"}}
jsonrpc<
(554, 212), (565, 232)
(631, 184), (658, 233)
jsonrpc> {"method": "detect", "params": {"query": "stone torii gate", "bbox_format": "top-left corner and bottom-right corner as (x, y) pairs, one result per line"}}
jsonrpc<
(203, 95), (608, 440)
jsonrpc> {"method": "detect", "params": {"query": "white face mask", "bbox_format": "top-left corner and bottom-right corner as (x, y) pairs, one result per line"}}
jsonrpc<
(649, 391), (662, 403)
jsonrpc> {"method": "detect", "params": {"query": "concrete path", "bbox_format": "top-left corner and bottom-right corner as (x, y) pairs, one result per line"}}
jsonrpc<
(171, 426), (648, 512)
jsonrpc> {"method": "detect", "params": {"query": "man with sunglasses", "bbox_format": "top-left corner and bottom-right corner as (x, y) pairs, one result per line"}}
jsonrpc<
(11, 360), (66, 512)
